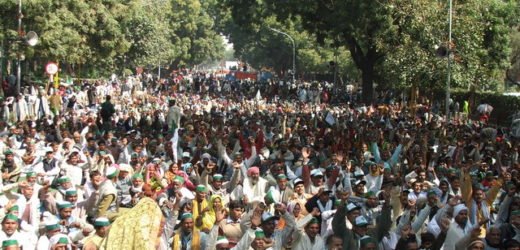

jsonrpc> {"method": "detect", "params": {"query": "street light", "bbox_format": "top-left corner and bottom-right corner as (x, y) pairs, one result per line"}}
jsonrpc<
(16, 0), (38, 95)
(268, 27), (296, 83)
(445, 0), (453, 118)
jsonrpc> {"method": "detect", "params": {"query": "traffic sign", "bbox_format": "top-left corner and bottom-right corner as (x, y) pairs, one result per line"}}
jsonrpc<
(46, 62), (58, 75)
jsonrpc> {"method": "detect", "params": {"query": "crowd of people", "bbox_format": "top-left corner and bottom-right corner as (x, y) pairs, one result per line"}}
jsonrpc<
(0, 72), (516, 250)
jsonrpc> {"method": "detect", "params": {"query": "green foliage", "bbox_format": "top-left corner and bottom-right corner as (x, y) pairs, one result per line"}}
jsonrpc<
(216, 3), (357, 80)
(383, 0), (518, 94)
(0, 0), (226, 78)
(507, 29), (520, 87)
(432, 89), (520, 126)
(222, 0), (518, 103)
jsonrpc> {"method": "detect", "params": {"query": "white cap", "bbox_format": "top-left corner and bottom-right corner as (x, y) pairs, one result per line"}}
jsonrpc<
(201, 153), (211, 160)
(44, 218), (59, 227)
(93, 217), (110, 227)
(310, 169), (323, 177)
(354, 216), (369, 227)
(261, 212), (278, 222)
(49, 233), (70, 246)
(346, 203), (360, 212)
(216, 236), (229, 245)
(106, 166), (118, 178)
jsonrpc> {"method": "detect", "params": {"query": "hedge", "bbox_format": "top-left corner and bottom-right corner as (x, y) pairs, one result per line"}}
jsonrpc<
(431, 89), (520, 127)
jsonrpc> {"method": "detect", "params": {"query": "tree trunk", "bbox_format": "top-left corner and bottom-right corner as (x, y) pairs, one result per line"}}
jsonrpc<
(345, 36), (379, 105)
(361, 63), (375, 105)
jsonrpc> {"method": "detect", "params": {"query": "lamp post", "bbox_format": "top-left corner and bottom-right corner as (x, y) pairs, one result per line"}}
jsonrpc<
(15, 0), (38, 95)
(16, 0), (23, 95)
(445, 0), (453, 118)
(268, 27), (296, 83)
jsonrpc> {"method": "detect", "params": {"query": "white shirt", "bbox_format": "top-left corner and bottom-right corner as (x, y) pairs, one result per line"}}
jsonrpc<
(0, 230), (37, 250)
(242, 177), (268, 203)
(292, 214), (325, 250)
(443, 221), (474, 250)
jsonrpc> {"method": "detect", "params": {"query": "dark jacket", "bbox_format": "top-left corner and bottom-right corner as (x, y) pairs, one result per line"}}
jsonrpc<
(332, 201), (392, 250)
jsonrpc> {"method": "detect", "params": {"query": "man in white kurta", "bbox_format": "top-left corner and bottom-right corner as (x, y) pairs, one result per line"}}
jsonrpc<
(443, 204), (475, 250)
(0, 214), (37, 249)
(242, 167), (268, 205)
(291, 212), (325, 250)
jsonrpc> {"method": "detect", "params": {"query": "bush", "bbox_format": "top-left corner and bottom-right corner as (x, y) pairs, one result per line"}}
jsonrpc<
(433, 89), (520, 126)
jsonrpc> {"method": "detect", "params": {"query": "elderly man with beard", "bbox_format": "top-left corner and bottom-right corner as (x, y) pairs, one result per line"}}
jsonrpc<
(272, 174), (294, 204)
(242, 166), (269, 206)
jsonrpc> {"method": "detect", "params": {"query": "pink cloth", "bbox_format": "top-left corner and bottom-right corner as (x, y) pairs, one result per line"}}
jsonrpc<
(247, 166), (259, 176)
(175, 171), (195, 190)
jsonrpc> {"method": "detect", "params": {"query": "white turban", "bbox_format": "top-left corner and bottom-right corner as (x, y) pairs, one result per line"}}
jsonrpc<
(453, 204), (468, 217)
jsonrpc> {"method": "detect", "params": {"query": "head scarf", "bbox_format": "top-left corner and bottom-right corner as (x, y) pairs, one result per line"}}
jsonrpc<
(247, 166), (260, 176)
(201, 195), (223, 231)
(453, 204), (468, 217)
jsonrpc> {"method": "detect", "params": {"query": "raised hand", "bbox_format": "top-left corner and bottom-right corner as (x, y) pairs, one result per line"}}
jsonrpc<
(215, 207), (226, 224)
(448, 196), (461, 207)
(336, 153), (344, 163)
(346, 160), (352, 172)
(440, 217), (451, 233)
(301, 147), (310, 159)
(478, 217), (490, 226)
(275, 203), (287, 215)
(18, 181), (29, 188)
(470, 226), (482, 239)
(311, 207), (321, 217)
(407, 199), (416, 208)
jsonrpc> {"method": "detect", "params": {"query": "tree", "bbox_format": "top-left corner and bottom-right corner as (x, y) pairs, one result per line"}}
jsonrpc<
(0, 0), (228, 79)
(223, 0), (519, 103)
(169, 0), (224, 67)
(120, 0), (175, 69)
(216, 2), (356, 81)
(508, 29), (520, 86)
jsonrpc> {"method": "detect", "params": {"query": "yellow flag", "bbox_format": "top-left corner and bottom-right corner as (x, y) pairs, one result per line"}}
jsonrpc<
(53, 61), (59, 88)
